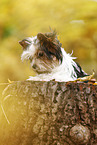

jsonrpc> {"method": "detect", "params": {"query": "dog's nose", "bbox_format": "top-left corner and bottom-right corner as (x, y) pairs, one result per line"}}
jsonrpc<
(32, 64), (37, 69)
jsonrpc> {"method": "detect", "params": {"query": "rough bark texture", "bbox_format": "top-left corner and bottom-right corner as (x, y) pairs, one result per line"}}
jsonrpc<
(0, 81), (97, 145)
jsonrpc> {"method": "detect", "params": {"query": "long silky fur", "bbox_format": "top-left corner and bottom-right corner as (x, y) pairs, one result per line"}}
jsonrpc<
(20, 32), (88, 82)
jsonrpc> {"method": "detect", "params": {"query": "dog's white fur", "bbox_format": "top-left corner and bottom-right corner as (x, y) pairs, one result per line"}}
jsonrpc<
(20, 35), (84, 82)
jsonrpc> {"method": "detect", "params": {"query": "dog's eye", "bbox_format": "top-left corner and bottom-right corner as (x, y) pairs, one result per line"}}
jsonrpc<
(38, 52), (44, 57)
(29, 57), (32, 62)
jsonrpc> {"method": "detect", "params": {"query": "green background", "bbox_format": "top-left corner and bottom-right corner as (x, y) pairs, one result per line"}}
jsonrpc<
(0, 0), (97, 82)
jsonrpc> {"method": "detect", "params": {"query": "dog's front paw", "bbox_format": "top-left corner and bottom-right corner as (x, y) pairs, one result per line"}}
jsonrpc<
(27, 75), (53, 81)
(27, 76), (39, 81)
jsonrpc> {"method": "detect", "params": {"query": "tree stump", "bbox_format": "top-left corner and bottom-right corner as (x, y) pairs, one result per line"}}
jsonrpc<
(0, 81), (97, 145)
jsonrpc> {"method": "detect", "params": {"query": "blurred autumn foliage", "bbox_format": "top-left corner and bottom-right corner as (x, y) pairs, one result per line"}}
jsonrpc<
(0, 0), (97, 82)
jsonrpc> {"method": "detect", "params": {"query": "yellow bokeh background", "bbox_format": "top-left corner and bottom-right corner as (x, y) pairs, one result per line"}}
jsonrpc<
(0, 0), (97, 83)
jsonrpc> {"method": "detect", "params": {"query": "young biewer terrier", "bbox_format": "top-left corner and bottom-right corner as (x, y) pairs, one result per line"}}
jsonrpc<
(19, 31), (95, 82)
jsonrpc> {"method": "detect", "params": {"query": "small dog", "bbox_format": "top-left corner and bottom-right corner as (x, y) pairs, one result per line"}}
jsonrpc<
(19, 31), (88, 82)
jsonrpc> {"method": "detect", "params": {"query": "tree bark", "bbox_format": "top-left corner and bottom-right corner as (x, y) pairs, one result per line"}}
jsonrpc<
(0, 81), (97, 145)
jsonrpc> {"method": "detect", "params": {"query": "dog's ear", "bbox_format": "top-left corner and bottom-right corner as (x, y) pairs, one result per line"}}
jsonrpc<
(37, 32), (63, 62)
(19, 39), (31, 50)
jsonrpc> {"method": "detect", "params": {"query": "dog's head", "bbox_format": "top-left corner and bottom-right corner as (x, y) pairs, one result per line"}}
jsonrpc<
(19, 31), (63, 73)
